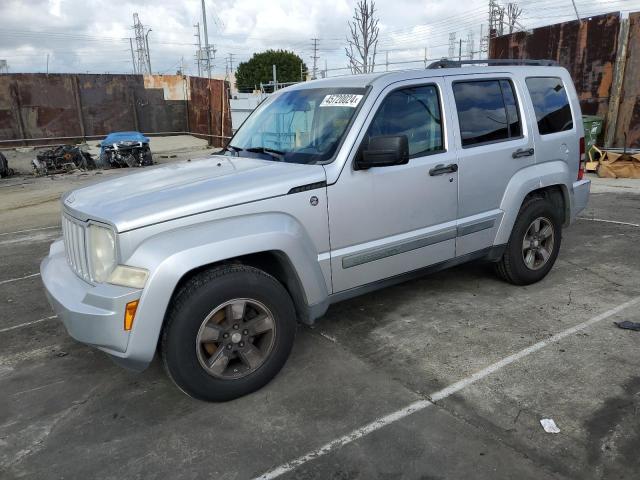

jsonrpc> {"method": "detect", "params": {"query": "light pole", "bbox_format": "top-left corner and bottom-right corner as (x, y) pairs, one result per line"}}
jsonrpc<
(145, 29), (152, 74)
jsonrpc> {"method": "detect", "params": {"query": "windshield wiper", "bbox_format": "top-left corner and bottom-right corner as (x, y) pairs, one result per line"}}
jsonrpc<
(220, 144), (243, 156)
(245, 146), (285, 161)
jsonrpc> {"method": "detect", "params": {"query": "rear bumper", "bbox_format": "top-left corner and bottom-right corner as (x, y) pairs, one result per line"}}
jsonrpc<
(570, 179), (590, 222)
(40, 239), (148, 370)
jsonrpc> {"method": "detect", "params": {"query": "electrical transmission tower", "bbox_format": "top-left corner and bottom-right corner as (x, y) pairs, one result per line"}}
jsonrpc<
(489, 0), (505, 38)
(448, 33), (457, 59)
(310, 38), (319, 80)
(0, 60), (8, 74)
(133, 13), (151, 74)
(479, 24), (489, 57)
(466, 32), (475, 60)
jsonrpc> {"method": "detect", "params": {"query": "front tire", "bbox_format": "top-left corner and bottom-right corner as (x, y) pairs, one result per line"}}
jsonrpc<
(161, 265), (296, 402)
(496, 196), (562, 285)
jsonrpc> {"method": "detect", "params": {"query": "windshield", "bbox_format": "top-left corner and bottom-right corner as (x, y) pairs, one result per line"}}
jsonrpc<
(225, 87), (367, 164)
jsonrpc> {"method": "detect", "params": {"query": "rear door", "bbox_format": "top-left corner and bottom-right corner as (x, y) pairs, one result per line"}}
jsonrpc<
(445, 73), (535, 256)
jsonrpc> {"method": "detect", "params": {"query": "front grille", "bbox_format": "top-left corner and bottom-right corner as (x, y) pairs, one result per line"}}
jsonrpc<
(62, 213), (91, 282)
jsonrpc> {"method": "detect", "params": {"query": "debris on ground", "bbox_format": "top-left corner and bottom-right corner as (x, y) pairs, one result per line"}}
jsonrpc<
(614, 320), (640, 331)
(0, 151), (14, 178)
(97, 131), (153, 168)
(587, 146), (640, 178)
(540, 418), (561, 434)
(32, 145), (95, 175)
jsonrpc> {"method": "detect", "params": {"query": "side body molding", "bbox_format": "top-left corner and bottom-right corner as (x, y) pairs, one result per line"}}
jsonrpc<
(121, 213), (329, 367)
(494, 161), (571, 245)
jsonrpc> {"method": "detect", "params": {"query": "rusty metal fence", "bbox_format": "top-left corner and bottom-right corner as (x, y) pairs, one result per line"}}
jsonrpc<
(0, 74), (232, 148)
(489, 11), (640, 148)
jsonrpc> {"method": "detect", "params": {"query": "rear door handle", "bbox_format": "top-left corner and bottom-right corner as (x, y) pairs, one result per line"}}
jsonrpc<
(512, 148), (535, 158)
(429, 163), (458, 176)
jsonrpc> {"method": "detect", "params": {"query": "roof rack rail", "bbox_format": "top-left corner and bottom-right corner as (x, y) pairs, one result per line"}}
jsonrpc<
(427, 59), (559, 69)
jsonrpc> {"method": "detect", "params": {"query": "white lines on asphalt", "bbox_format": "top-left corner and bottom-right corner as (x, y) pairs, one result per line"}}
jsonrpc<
(0, 225), (59, 237)
(0, 273), (41, 286)
(254, 295), (640, 480)
(11, 380), (66, 397)
(0, 315), (57, 334)
(578, 217), (640, 228)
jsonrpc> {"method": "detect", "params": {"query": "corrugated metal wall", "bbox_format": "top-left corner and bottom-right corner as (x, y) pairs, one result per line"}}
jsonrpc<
(489, 12), (640, 147)
(0, 74), (231, 147)
(614, 12), (640, 147)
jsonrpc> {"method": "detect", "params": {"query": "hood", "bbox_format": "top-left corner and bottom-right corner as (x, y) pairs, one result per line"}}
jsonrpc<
(101, 131), (149, 146)
(63, 156), (326, 232)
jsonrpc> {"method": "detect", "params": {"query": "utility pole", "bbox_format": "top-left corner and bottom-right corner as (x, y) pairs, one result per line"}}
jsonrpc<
(201, 0), (213, 78)
(458, 39), (462, 61)
(194, 23), (202, 76)
(385, 51), (389, 71)
(228, 53), (234, 75)
(310, 38), (319, 80)
(272, 64), (277, 91)
(423, 46), (428, 68)
(570, 0), (582, 24)
(129, 38), (137, 74)
(46, 53), (49, 74)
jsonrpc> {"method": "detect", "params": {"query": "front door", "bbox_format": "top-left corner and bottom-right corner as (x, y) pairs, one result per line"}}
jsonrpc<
(328, 79), (459, 293)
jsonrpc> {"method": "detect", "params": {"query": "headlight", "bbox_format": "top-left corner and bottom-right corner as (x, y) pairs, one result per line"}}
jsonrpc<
(88, 224), (116, 282)
(108, 265), (149, 289)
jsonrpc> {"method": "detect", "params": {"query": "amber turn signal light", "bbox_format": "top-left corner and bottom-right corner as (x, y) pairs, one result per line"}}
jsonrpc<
(124, 300), (139, 331)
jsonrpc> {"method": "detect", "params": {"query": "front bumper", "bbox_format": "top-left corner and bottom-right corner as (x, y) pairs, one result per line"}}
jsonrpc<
(40, 239), (145, 369)
(570, 179), (591, 222)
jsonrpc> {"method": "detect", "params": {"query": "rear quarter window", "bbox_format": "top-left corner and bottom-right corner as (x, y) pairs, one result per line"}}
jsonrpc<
(525, 77), (573, 135)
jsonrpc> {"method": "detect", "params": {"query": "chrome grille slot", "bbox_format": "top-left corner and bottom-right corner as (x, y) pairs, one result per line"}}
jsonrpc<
(62, 213), (91, 282)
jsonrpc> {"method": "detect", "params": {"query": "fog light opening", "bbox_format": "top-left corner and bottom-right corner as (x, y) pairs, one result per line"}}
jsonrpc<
(124, 300), (139, 331)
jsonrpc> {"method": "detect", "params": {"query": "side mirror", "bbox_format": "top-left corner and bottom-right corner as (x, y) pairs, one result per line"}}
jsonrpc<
(356, 135), (409, 170)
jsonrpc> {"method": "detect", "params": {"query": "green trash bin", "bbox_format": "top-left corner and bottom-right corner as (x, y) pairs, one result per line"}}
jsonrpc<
(582, 115), (604, 154)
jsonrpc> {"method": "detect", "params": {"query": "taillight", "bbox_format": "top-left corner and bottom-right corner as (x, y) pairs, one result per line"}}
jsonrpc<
(577, 136), (585, 180)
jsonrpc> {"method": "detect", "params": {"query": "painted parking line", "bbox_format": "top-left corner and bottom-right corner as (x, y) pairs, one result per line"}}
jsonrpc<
(0, 315), (57, 334)
(0, 273), (41, 286)
(578, 217), (640, 228)
(254, 295), (640, 480)
(0, 225), (60, 237)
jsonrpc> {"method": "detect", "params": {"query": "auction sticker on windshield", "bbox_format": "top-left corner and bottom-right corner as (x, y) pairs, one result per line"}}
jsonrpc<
(320, 94), (363, 108)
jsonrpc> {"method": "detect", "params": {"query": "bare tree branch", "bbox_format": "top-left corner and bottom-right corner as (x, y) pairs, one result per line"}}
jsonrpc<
(507, 3), (523, 34)
(345, 0), (380, 74)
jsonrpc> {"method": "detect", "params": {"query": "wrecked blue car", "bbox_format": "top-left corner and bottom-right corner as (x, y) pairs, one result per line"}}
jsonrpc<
(97, 131), (153, 168)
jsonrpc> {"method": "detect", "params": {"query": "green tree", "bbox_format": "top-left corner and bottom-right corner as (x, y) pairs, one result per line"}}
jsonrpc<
(235, 50), (307, 92)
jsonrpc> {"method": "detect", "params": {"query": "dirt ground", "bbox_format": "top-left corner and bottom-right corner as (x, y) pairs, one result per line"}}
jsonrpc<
(1, 161), (639, 479)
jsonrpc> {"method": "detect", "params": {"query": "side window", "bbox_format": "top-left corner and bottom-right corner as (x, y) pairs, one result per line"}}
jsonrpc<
(366, 85), (444, 157)
(452, 79), (522, 147)
(526, 77), (573, 135)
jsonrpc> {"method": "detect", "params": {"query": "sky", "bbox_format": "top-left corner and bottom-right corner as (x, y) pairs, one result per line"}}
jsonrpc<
(0, 0), (638, 77)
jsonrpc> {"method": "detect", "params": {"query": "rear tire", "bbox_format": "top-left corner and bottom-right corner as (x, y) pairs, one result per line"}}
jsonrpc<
(161, 265), (297, 402)
(496, 196), (562, 285)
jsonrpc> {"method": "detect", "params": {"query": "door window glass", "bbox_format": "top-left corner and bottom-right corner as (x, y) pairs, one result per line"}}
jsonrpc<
(366, 85), (444, 157)
(526, 77), (573, 135)
(453, 79), (522, 147)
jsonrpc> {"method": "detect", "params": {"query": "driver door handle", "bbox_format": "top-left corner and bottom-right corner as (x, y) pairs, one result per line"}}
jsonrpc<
(512, 147), (535, 158)
(429, 163), (458, 176)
